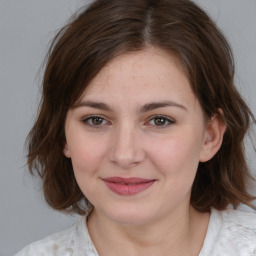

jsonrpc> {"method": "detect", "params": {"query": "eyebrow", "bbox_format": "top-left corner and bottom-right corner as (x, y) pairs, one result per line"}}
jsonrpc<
(72, 101), (112, 111)
(140, 101), (187, 112)
(72, 100), (187, 112)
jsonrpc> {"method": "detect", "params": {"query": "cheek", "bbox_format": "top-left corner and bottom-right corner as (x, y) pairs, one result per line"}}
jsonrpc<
(148, 134), (202, 180)
(68, 135), (107, 176)
(68, 137), (108, 201)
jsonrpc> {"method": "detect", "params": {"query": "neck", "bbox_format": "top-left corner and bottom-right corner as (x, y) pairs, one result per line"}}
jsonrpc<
(87, 205), (210, 256)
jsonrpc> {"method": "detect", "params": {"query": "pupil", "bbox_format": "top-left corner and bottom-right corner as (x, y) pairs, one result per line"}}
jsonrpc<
(93, 117), (103, 125)
(155, 118), (165, 125)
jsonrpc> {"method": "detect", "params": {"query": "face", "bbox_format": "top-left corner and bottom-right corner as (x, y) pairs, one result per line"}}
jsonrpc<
(64, 47), (219, 225)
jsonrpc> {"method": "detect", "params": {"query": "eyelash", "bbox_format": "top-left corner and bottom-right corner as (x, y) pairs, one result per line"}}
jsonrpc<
(81, 115), (175, 129)
(146, 115), (175, 128)
(82, 115), (110, 128)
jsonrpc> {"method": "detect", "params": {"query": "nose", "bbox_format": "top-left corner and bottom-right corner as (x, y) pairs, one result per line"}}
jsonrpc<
(108, 123), (145, 169)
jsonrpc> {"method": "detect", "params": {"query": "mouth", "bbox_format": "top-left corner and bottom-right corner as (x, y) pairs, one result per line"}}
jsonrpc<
(102, 177), (156, 196)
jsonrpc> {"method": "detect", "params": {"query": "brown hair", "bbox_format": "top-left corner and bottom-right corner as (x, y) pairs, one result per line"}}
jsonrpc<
(27, 0), (255, 214)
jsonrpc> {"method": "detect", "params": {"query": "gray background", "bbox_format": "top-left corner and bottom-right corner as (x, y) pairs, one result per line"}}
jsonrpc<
(0, 0), (255, 255)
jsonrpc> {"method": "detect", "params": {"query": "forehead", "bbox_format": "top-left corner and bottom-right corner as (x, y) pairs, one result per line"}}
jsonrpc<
(81, 47), (196, 105)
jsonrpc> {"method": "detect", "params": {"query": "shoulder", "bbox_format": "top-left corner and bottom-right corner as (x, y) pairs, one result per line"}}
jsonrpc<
(15, 216), (97, 256)
(219, 207), (256, 229)
(200, 207), (256, 256)
(14, 219), (79, 256)
(215, 207), (256, 239)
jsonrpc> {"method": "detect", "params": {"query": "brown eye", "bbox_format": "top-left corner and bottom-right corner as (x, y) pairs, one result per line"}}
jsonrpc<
(148, 116), (175, 127)
(154, 117), (167, 126)
(91, 117), (104, 125)
(82, 116), (108, 127)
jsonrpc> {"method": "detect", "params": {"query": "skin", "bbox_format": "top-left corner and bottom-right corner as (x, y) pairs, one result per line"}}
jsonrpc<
(64, 47), (226, 256)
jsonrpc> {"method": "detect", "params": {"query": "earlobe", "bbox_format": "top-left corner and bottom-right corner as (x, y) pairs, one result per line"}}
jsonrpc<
(63, 143), (71, 158)
(199, 109), (226, 162)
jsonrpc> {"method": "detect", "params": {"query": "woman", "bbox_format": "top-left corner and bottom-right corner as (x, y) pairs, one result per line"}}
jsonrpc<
(16, 0), (256, 255)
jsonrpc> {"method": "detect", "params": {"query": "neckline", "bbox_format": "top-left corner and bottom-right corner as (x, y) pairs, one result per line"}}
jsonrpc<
(198, 208), (220, 255)
(75, 209), (219, 256)
(74, 216), (99, 255)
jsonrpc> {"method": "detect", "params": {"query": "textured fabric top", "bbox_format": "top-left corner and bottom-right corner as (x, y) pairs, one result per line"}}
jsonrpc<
(15, 208), (256, 256)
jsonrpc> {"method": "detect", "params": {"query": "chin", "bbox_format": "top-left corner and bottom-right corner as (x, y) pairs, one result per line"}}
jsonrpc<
(104, 206), (158, 226)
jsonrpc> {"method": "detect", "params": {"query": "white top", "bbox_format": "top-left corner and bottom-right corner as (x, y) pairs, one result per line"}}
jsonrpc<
(15, 208), (256, 256)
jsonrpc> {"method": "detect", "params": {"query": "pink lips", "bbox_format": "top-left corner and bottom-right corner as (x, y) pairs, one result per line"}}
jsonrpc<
(102, 177), (155, 196)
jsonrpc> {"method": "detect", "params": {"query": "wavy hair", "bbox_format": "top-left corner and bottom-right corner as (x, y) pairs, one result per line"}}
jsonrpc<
(27, 0), (255, 214)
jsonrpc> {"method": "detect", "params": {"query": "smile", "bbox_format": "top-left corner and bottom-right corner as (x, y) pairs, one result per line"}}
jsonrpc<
(102, 177), (156, 196)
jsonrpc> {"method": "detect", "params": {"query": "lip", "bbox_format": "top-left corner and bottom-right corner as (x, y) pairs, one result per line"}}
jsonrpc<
(102, 177), (156, 196)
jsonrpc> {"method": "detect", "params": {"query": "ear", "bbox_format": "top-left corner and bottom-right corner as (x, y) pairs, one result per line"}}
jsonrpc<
(63, 143), (71, 158)
(199, 109), (226, 162)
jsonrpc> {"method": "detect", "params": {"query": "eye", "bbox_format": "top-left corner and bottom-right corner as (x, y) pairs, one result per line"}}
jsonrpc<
(82, 115), (109, 127)
(147, 115), (175, 127)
